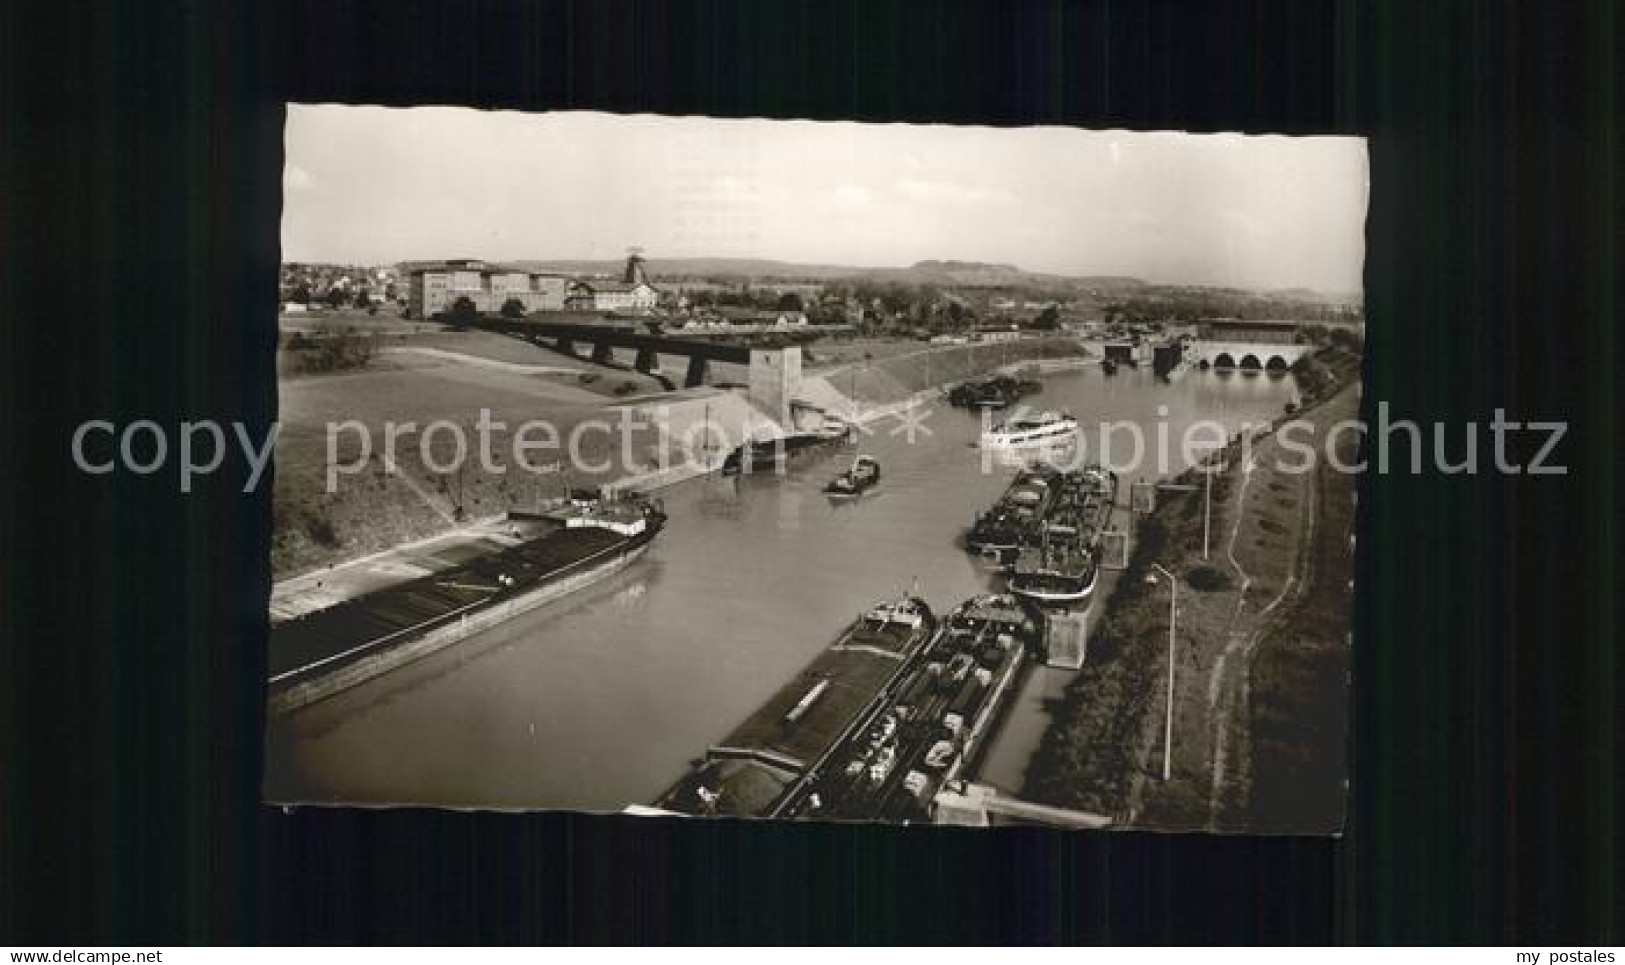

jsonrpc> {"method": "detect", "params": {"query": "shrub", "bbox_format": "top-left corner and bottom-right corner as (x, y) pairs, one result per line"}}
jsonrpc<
(286, 324), (380, 375)
(447, 296), (479, 329)
(501, 297), (526, 319)
(1185, 565), (1231, 593)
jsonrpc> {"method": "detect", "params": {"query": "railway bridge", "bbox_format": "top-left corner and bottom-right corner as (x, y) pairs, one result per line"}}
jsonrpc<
(476, 318), (753, 388)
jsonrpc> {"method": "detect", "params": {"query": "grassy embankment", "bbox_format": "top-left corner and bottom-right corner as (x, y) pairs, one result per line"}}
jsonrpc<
(272, 333), (1087, 580)
(271, 333), (663, 578)
(1244, 397), (1358, 833)
(811, 337), (1091, 409)
(1022, 347), (1360, 828)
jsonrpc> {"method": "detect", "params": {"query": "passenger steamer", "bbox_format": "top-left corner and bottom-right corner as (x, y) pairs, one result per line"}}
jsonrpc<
(979, 411), (1079, 449)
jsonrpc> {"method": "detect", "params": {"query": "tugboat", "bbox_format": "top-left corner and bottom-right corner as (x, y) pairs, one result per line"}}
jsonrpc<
(824, 455), (881, 498)
(964, 466), (1059, 567)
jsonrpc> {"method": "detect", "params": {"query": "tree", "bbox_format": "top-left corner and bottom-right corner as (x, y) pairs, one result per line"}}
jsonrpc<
(292, 283), (312, 306)
(500, 297), (526, 319)
(1031, 305), (1061, 330)
(447, 296), (479, 328)
(776, 291), (803, 312)
(353, 287), (371, 309)
(325, 286), (348, 309)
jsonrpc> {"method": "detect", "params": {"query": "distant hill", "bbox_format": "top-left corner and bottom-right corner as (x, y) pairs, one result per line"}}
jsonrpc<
(507, 256), (1146, 290)
(1266, 287), (1364, 306)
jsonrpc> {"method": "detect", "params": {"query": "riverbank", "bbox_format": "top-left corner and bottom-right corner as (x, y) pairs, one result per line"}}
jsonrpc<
(272, 335), (1089, 579)
(266, 365), (1301, 810)
(1021, 349), (1359, 830)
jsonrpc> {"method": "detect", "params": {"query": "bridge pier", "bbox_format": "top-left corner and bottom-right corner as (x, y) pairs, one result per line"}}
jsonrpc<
(684, 356), (709, 388)
(474, 319), (757, 391)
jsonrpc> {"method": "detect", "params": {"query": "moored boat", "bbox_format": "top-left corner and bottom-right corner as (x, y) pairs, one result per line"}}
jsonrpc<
(722, 428), (851, 476)
(268, 490), (666, 711)
(1007, 466), (1117, 607)
(947, 374), (1042, 410)
(964, 466), (1060, 566)
(655, 593), (938, 818)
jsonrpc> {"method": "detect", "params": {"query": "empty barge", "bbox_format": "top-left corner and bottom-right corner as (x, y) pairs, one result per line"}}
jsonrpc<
(268, 491), (665, 713)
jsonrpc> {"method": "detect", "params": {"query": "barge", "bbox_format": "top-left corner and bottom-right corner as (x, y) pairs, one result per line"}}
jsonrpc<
(782, 594), (1038, 823)
(721, 424), (853, 477)
(946, 374), (1042, 410)
(656, 595), (937, 818)
(1007, 466), (1118, 607)
(964, 466), (1060, 567)
(268, 491), (665, 713)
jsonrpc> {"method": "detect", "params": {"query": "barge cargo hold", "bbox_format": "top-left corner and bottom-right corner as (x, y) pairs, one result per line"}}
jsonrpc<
(1007, 466), (1117, 607)
(656, 596), (937, 818)
(268, 492), (665, 713)
(782, 594), (1037, 823)
(964, 466), (1060, 566)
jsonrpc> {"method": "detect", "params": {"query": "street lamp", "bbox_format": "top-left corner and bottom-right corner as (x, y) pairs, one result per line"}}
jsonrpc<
(1148, 562), (1178, 781)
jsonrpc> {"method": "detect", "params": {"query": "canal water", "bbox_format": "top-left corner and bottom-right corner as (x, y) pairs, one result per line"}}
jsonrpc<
(264, 367), (1295, 811)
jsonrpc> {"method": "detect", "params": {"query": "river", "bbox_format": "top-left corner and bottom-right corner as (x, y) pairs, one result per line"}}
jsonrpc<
(264, 366), (1295, 811)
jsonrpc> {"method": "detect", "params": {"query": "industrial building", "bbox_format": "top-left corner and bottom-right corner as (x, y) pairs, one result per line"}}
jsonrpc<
(1195, 318), (1303, 344)
(402, 259), (569, 318)
(564, 251), (660, 312)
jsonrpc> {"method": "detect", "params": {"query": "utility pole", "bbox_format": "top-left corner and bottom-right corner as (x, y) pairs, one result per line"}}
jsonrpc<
(1203, 459), (1213, 560)
(1150, 562), (1178, 781)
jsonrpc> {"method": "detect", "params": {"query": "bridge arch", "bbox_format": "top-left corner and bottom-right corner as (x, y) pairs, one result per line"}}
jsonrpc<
(1265, 355), (1289, 372)
(1239, 354), (1262, 371)
(1213, 352), (1237, 369)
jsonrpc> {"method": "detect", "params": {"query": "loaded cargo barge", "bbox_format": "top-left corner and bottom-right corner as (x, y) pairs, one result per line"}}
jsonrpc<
(780, 594), (1038, 823)
(1007, 466), (1118, 607)
(654, 594), (1040, 823)
(656, 596), (937, 818)
(963, 465), (1060, 567)
(268, 491), (665, 714)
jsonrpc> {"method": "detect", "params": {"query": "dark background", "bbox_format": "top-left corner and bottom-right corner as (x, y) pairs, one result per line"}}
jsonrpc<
(1, 0), (1618, 945)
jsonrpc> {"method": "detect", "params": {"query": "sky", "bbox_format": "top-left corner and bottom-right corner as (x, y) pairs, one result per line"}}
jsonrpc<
(282, 104), (1367, 294)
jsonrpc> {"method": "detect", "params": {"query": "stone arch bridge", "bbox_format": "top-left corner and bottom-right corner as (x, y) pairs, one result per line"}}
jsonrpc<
(1186, 340), (1310, 372)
